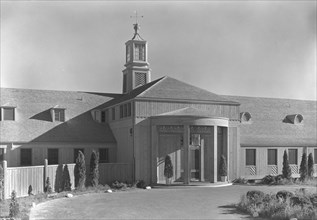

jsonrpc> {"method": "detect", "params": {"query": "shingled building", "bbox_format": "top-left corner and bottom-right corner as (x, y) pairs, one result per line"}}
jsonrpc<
(1, 23), (316, 185)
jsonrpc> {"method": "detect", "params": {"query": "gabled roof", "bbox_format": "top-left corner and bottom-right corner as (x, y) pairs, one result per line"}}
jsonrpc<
(0, 88), (116, 143)
(224, 95), (317, 147)
(105, 76), (239, 108)
(158, 107), (216, 117)
(137, 77), (238, 104)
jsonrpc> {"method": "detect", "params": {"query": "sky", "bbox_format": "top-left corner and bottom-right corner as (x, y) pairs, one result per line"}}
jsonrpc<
(1, 1), (316, 100)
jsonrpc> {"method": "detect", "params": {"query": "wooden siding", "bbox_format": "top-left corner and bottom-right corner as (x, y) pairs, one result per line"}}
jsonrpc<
(4, 143), (116, 167)
(3, 162), (132, 199)
(99, 163), (133, 184)
(228, 127), (239, 180)
(135, 101), (239, 119)
(5, 165), (44, 198)
(239, 146), (312, 179)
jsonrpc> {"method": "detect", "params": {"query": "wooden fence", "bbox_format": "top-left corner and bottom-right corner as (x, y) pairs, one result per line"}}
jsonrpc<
(1, 160), (132, 199)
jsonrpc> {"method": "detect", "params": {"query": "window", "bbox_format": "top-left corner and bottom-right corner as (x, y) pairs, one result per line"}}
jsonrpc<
(314, 149), (317, 164)
(268, 149), (277, 165)
(112, 108), (115, 120)
(246, 149), (256, 166)
(123, 74), (127, 93)
(54, 109), (65, 122)
(0, 148), (4, 162)
(99, 148), (109, 163)
(126, 45), (131, 62)
(240, 112), (251, 123)
(74, 149), (84, 163)
(20, 149), (32, 166)
(101, 111), (106, 123)
(120, 105), (124, 119)
(127, 103), (131, 117)
(135, 72), (146, 87)
(48, 149), (59, 165)
(288, 149), (298, 164)
(134, 44), (145, 61)
(0, 107), (15, 121)
(105, 109), (109, 122)
(119, 103), (132, 119)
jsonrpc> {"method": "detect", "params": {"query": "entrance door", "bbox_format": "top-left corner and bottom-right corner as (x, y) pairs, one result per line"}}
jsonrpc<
(190, 145), (200, 181)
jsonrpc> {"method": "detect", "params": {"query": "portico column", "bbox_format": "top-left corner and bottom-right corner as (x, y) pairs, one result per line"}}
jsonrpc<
(213, 126), (218, 183)
(183, 125), (190, 184)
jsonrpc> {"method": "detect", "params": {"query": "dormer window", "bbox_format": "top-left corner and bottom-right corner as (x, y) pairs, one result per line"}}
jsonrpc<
(51, 107), (66, 122)
(240, 112), (252, 123)
(0, 106), (16, 121)
(284, 114), (303, 124)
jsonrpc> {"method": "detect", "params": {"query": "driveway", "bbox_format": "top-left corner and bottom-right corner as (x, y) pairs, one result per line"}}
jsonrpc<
(30, 185), (316, 219)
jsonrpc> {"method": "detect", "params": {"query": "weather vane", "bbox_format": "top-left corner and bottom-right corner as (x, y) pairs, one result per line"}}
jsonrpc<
(130, 11), (143, 25)
(130, 11), (144, 40)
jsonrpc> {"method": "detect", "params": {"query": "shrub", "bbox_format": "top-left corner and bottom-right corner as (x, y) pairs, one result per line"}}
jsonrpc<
(219, 155), (227, 176)
(0, 165), (4, 201)
(136, 180), (146, 189)
(310, 194), (317, 207)
(9, 190), (19, 218)
(164, 155), (173, 179)
(62, 165), (72, 191)
(75, 150), (86, 190)
(90, 150), (99, 187)
(290, 195), (312, 208)
(299, 153), (308, 181)
(111, 180), (127, 190)
(276, 190), (294, 201)
(44, 177), (52, 193)
(308, 153), (314, 178)
(246, 190), (265, 202)
(237, 190), (317, 219)
(282, 150), (292, 179)
(28, 185), (33, 196)
(232, 177), (248, 184)
(261, 175), (276, 185)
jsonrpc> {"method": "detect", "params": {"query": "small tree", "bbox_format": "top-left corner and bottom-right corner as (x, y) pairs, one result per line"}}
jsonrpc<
(0, 165), (4, 201)
(282, 150), (292, 179)
(44, 177), (52, 193)
(164, 155), (173, 184)
(219, 155), (228, 177)
(90, 150), (99, 187)
(62, 165), (72, 191)
(9, 190), (19, 218)
(75, 150), (86, 190)
(28, 185), (33, 196)
(308, 153), (314, 178)
(299, 152), (307, 181)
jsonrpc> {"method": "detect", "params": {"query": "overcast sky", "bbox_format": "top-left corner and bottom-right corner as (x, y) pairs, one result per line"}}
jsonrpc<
(1, 1), (316, 100)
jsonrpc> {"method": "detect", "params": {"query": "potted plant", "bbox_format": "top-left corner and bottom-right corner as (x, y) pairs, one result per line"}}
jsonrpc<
(219, 155), (228, 182)
(164, 155), (173, 185)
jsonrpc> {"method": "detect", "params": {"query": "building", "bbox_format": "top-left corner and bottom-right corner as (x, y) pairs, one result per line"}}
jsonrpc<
(1, 22), (316, 185)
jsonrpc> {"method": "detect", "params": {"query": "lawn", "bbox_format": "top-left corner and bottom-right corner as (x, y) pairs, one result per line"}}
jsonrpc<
(30, 185), (317, 219)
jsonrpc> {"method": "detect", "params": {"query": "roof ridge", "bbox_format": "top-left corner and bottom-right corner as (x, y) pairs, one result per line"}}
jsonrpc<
(137, 76), (167, 97)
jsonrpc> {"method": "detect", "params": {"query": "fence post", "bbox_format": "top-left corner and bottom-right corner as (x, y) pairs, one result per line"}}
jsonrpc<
(44, 159), (48, 192)
(2, 160), (7, 199)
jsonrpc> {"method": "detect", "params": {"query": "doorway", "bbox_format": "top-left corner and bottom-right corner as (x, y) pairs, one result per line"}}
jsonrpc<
(190, 145), (200, 181)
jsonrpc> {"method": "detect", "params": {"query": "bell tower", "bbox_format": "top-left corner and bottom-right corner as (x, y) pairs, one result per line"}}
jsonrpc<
(122, 13), (151, 94)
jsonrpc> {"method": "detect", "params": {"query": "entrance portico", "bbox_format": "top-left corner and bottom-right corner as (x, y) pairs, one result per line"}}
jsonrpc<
(150, 115), (230, 185)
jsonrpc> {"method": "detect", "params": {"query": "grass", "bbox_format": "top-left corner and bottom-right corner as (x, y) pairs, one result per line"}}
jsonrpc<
(0, 183), (139, 220)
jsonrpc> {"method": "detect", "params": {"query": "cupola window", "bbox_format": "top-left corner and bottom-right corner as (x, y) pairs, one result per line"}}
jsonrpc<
(134, 43), (145, 61)
(135, 72), (146, 87)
